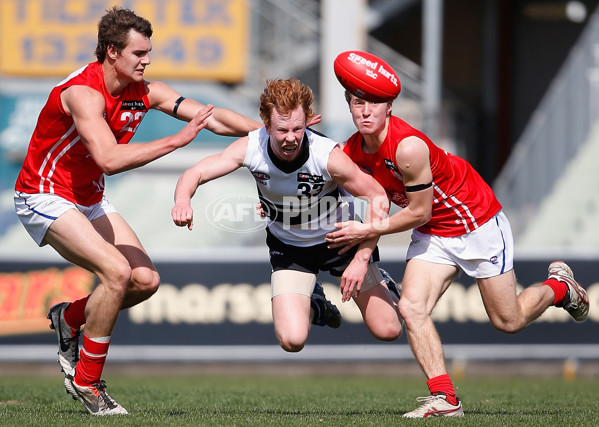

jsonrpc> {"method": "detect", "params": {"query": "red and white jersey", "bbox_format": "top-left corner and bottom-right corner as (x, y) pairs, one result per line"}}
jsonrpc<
(15, 61), (149, 206)
(344, 115), (502, 237)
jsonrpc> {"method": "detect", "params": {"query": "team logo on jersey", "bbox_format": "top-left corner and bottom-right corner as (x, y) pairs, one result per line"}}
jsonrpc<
(121, 100), (146, 111)
(384, 158), (398, 172)
(251, 171), (270, 185)
(297, 173), (324, 183)
(384, 158), (403, 181)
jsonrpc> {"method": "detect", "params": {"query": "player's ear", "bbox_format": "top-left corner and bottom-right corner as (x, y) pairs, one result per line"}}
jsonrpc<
(107, 45), (118, 60)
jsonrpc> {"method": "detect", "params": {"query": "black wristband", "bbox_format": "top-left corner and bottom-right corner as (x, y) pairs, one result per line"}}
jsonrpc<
(173, 96), (185, 119)
(405, 182), (432, 192)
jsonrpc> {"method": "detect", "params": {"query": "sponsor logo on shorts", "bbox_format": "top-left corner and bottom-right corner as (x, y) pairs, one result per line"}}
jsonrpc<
(490, 256), (498, 264)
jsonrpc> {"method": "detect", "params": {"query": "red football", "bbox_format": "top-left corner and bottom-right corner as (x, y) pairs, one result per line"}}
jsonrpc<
(334, 51), (401, 102)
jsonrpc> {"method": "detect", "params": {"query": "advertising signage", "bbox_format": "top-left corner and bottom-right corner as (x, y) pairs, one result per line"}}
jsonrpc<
(0, 0), (248, 82)
(1, 259), (597, 348)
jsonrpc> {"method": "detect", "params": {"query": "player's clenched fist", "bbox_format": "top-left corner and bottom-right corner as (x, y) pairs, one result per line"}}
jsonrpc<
(172, 204), (194, 230)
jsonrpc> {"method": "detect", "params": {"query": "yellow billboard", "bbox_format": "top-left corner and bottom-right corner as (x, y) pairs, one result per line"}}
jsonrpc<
(0, 0), (248, 82)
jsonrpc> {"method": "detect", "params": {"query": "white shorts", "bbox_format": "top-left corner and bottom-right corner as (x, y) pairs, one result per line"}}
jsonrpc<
(406, 211), (514, 279)
(14, 191), (117, 246)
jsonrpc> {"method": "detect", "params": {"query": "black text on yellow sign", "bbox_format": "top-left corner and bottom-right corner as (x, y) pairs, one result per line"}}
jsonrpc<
(0, 0), (248, 82)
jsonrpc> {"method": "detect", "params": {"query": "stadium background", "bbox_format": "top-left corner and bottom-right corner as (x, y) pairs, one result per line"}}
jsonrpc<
(0, 0), (597, 376)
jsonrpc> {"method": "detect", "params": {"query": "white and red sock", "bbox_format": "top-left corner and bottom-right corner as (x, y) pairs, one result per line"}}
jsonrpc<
(74, 334), (110, 387)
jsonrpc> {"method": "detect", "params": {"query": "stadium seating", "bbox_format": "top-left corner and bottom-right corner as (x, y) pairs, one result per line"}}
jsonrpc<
(518, 124), (599, 247)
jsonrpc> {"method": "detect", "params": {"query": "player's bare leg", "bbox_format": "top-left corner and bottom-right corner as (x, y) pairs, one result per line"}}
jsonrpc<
(270, 270), (340, 351)
(399, 259), (463, 417)
(353, 283), (402, 341)
(45, 210), (129, 338)
(270, 270), (317, 352)
(45, 210), (132, 415)
(47, 212), (159, 377)
(272, 293), (312, 352)
(399, 259), (457, 378)
(477, 269), (555, 333)
(91, 213), (160, 309)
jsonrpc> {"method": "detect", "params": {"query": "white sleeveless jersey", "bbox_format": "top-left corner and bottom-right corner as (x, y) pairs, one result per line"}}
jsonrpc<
(244, 127), (354, 247)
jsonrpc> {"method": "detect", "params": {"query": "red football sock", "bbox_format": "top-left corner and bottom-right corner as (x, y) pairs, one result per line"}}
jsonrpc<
(427, 374), (458, 405)
(63, 295), (89, 332)
(543, 278), (568, 306)
(74, 334), (110, 386)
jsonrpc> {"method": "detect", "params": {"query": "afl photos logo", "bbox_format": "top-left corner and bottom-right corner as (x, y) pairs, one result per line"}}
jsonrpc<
(206, 193), (274, 233)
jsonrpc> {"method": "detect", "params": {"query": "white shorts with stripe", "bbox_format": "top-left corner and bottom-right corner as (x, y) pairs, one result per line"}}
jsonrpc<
(14, 191), (116, 247)
(406, 210), (514, 279)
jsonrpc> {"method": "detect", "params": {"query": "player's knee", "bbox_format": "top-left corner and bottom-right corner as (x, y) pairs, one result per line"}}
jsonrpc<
(103, 260), (132, 296)
(365, 311), (403, 341)
(277, 331), (307, 353)
(130, 269), (160, 300)
(398, 298), (424, 326)
(490, 317), (524, 334)
(371, 321), (402, 341)
(278, 337), (305, 353)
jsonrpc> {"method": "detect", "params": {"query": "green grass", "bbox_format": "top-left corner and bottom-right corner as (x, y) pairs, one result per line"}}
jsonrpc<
(1, 373), (598, 426)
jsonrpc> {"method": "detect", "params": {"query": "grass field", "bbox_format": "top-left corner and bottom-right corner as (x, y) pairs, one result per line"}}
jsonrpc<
(1, 368), (598, 426)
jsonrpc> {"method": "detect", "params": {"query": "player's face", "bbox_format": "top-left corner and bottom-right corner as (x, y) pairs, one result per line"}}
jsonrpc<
(113, 30), (152, 83)
(348, 95), (391, 137)
(266, 106), (306, 162)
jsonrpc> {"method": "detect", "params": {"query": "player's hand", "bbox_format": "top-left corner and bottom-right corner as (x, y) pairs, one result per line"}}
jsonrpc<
(306, 114), (322, 127)
(325, 220), (371, 254)
(172, 204), (194, 230)
(339, 259), (368, 302)
(255, 202), (266, 218)
(176, 104), (214, 148)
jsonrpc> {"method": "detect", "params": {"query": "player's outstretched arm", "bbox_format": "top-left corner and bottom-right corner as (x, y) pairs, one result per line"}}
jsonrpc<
(64, 84), (214, 175)
(147, 80), (262, 136)
(172, 136), (249, 230)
